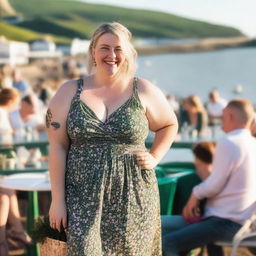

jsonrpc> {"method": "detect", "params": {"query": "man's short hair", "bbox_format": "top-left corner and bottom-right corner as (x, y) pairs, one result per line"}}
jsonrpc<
(227, 98), (254, 124)
(22, 95), (33, 104)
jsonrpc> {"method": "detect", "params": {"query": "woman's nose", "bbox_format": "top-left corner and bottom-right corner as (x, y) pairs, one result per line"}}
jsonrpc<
(109, 48), (116, 58)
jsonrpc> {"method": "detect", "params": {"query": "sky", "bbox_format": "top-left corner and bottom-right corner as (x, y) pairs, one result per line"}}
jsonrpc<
(82, 0), (256, 38)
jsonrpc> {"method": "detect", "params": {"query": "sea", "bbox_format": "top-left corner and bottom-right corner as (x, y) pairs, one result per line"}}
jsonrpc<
(136, 47), (256, 104)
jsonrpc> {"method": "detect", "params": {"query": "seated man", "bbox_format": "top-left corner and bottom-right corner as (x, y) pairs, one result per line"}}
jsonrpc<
(10, 94), (45, 134)
(162, 99), (256, 256)
(206, 90), (227, 126)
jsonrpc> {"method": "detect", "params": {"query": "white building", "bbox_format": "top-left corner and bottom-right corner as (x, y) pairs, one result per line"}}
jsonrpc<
(30, 39), (56, 52)
(0, 37), (29, 66)
(28, 39), (62, 59)
(70, 38), (90, 56)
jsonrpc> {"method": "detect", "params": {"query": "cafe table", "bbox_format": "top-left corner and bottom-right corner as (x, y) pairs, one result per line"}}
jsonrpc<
(0, 172), (50, 256)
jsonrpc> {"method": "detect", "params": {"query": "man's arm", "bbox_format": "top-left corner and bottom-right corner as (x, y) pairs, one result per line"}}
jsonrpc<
(193, 137), (238, 200)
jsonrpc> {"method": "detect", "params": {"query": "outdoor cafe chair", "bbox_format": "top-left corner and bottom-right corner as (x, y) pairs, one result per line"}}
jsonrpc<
(215, 212), (256, 256)
(156, 165), (198, 216)
(157, 176), (178, 215)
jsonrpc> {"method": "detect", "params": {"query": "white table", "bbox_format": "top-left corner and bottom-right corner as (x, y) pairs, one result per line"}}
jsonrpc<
(0, 172), (50, 191)
(0, 172), (50, 256)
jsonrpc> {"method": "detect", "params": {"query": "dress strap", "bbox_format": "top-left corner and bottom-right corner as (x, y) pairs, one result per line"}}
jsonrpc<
(133, 77), (138, 93)
(132, 77), (140, 99)
(75, 78), (84, 99)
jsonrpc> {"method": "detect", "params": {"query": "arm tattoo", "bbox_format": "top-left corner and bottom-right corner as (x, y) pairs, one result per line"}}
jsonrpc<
(46, 108), (61, 130)
(51, 122), (61, 129)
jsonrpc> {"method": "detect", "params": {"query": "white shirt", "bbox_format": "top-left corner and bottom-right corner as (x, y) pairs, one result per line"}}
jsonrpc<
(207, 98), (227, 117)
(0, 108), (12, 133)
(193, 129), (256, 224)
(10, 110), (43, 130)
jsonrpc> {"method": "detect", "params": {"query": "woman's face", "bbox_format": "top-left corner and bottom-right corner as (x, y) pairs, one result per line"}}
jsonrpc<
(184, 101), (192, 112)
(93, 33), (126, 76)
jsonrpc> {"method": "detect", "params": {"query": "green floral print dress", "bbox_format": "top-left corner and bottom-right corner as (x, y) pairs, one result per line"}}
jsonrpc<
(65, 78), (162, 256)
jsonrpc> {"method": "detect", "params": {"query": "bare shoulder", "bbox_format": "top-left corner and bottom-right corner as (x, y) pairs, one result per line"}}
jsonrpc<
(137, 77), (162, 95)
(49, 79), (78, 108)
(137, 77), (166, 103)
(136, 77), (178, 131)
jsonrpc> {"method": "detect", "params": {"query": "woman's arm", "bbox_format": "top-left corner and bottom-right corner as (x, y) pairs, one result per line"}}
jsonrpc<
(136, 78), (178, 169)
(47, 80), (76, 232)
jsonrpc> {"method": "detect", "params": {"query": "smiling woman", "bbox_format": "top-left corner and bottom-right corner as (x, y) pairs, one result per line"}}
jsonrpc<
(87, 22), (137, 79)
(47, 22), (178, 256)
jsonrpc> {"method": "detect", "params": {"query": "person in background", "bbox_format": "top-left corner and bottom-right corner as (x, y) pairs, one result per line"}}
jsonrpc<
(250, 105), (256, 137)
(162, 141), (215, 240)
(0, 65), (13, 89)
(0, 189), (32, 255)
(0, 88), (20, 135)
(179, 95), (208, 137)
(33, 78), (48, 105)
(10, 94), (45, 134)
(206, 90), (227, 126)
(12, 69), (30, 96)
(192, 141), (215, 181)
(162, 98), (256, 256)
(47, 22), (178, 255)
(0, 88), (32, 255)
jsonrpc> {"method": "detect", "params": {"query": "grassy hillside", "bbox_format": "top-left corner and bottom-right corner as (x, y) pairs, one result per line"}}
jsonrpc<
(0, 21), (71, 43)
(0, 21), (41, 41)
(4, 0), (243, 43)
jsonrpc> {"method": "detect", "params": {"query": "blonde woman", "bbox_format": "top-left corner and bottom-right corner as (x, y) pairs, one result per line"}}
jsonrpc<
(180, 95), (208, 137)
(47, 22), (178, 255)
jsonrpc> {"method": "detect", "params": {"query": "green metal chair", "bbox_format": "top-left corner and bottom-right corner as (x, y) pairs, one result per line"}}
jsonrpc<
(156, 161), (201, 215)
(157, 176), (178, 215)
(157, 163), (203, 255)
(158, 161), (196, 171)
(156, 165), (197, 216)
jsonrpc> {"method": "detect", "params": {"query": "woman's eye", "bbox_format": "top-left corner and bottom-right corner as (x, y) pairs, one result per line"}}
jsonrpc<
(116, 48), (122, 51)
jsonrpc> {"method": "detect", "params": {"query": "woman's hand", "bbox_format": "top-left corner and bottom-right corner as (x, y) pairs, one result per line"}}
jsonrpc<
(49, 200), (67, 232)
(134, 150), (159, 170)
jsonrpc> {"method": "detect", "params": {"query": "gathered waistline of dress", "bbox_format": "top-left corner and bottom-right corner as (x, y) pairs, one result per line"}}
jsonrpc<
(70, 142), (147, 155)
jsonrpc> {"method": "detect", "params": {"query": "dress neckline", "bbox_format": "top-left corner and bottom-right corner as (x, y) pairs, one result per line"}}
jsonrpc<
(79, 77), (137, 124)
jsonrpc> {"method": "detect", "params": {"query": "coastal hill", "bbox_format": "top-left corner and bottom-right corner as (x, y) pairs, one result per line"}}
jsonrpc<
(1, 0), (243, 43)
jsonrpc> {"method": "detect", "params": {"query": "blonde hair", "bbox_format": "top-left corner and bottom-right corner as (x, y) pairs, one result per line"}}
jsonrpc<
(186, 95), (208, 124)
(0, 88), (20, 107)
(87, 22), (137, 78)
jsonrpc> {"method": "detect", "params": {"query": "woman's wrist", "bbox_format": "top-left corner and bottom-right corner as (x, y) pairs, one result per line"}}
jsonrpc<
(149, 151), (160, 161)
(51, 194), (65, 204)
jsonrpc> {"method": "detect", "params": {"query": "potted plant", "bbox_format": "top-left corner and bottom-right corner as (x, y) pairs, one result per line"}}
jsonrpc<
(32, 216), (67, 256)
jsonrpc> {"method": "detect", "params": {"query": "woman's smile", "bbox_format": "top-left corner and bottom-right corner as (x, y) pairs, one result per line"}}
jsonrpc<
(93, 33), (126, 75)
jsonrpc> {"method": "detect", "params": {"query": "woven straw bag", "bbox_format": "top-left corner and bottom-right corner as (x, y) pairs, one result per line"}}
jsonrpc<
(39, 237), (67, 256)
